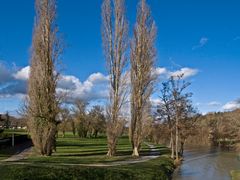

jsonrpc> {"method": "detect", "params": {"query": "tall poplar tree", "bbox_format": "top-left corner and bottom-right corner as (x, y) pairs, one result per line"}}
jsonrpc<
(27, 0), (62, 156)
(130, 0), (156, 157)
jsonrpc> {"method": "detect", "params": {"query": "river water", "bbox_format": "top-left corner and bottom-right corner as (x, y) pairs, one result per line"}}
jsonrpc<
(172, 146), (240, 180)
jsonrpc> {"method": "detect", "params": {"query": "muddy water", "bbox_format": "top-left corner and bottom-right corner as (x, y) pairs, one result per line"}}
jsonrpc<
(172, 147), (240, 180)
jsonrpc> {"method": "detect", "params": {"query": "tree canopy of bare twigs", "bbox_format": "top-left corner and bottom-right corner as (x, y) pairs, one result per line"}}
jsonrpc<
(101, 0), (129, 156)
(156, 74), (198, 160)
(27, 0), (63, 156)
(130, 0), (156, 157)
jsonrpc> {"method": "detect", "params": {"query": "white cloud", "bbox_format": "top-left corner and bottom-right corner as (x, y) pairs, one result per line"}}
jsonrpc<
(87, 73), (109, 84)
(207, 101), (221, 106)
(13, 66), (30, 81)
(150, 98), (162, 107)
(154, 67), (167, 76)
(57, 72), (109, 102)
(192, 37), (208, 50)
(58, 75), (80, 90)
(222, 99), (240, 111)
(169, 68), (198, 79)
(0, 64), (199, 103)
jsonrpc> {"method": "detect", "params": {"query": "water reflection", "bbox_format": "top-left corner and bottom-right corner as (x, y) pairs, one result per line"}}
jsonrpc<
(172, 147), (240, 180)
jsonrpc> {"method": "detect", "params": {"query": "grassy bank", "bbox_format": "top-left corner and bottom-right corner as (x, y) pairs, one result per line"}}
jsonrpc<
(0, 133), (175, 179)
(0, 156), (174, 180)
(231, 170), (240, 180)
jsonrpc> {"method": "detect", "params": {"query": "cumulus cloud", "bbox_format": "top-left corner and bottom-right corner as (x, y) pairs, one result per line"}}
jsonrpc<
(0, 63), (26, 97)
(57, 72), (109, 102)
(13, 66), (30, 81)
(58, 75), (80, 90)
(154, 67), (167, 76)
(192, 37), (208, 50)
(0, 63), (199, 103)
(0, 65), (110, 102)
(222, 99), (240, 111)
(169, 68), (198, 79)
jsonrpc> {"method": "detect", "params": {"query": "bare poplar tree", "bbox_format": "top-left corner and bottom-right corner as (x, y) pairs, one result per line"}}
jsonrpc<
(27, 0), (63, 156)
(130, 0), (156, 156)
(101, 0), (128, 156)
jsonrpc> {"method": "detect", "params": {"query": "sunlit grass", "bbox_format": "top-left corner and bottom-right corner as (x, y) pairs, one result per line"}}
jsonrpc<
(0, 132), (174, 179)
(25, 133), (156, 164)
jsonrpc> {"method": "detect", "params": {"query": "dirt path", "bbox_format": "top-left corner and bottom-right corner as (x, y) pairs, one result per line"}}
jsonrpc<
(0, 143), (160, 166)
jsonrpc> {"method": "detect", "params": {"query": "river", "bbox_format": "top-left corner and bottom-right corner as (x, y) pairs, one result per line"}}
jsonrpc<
(172, 146), (240, 180)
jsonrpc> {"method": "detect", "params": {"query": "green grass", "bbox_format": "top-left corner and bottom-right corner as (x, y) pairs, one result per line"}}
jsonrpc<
(0, 147), (16, 160)
(3, 129), (28, 135)
(0, 156), (174, 180)
(24, 133), (160, 164)
(0, 132), (175, 180)
(231, 170), (240, 180)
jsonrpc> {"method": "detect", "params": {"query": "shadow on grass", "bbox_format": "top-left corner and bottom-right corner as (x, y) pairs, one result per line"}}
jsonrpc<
(56, 143), (107, 147)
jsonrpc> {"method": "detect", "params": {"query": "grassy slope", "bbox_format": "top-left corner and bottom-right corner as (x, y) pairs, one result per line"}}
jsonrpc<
(0, 132), (175, 180)
(231, 170), (240, 180)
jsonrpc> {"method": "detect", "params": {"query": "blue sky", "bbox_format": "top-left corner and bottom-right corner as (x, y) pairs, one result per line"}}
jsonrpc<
(0, 0), (240, 115)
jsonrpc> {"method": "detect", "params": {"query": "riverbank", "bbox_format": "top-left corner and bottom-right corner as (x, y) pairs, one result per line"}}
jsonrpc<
(231, 154), (240, 180)
(0, 156), (175, 180)
(231, 170), (240, 180)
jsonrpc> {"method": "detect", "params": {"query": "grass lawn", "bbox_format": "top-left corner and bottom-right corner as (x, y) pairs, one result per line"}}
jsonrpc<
(0, 132), (175, 180)
(3, 129), (28, 135)
(25, 133), (161, 164)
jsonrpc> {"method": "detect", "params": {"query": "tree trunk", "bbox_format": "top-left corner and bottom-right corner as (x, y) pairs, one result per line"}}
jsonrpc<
(180, 141), (184, 156)
(132, 146), (139, 157)
(170, 130), (175, 159)
(107, 145), (116, 157)
(176, 118), (179, 161)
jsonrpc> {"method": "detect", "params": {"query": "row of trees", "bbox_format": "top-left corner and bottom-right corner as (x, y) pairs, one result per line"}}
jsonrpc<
(185, 110), (240, 150)
(101, 0), (156, 157)
(0, 112), (10, 129)
(26, 0), (198, 159)
(44, 100), (107, 139)
(70, 101), (106, 138)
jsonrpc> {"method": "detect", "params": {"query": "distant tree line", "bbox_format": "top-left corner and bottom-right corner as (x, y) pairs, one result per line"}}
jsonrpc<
(185, 110), (240, 150)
